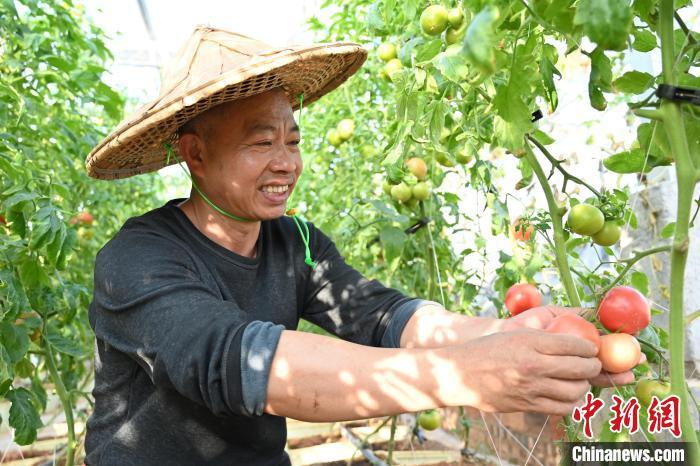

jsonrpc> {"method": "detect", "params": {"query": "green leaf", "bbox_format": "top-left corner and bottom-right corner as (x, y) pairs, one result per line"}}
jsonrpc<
(531, 129), (555, 145)
(660, 222), (676, 239)
(7, 388), (42, 445)
(613, 71), (655, 94)
(630, 271), (649, 295)
(588, 48), (612, 110)
(0, 322), (30, 363)
(416, 39), (443, 63)
(379, 226), (407, 262)
(603, 148), (672, 174)
(632, 29), (657, 52)
(574, 0), (633, 51)
(433, 45), (469, 83)
(45, 325), (88, 358)
(462, 5), (500, 75)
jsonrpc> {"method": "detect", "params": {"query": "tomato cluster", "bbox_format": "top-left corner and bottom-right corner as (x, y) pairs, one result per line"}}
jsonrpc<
(327, 119), (355, 147)
(566, 203), (622, 247)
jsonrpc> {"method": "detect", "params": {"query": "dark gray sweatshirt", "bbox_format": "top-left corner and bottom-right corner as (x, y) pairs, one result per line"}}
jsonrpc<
(84, 198), (430, 465)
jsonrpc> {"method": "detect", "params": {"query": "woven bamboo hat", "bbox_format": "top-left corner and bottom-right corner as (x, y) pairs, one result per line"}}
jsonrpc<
(86, 26), (367, 180)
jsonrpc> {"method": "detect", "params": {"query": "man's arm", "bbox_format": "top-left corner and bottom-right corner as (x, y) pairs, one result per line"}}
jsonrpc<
(265, 328), (602, 422)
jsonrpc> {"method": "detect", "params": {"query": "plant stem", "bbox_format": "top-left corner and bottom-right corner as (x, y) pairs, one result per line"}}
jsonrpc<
(658, 0), (700, 459)
(599, 245), (671, 295)
(44, 341), (76, 466)
(686, 309), (700, 325)
(387, 415), (398, 465)
(527, 134), (602, 199)
(524, 144), (581, 307)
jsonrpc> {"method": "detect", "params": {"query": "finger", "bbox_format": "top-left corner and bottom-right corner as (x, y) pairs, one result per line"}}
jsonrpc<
(534, 333), (599, 358)
(528, 396), (581, 417)
(590, 370), (636, 388)
(639, 352), (647, 364)
(539, 354), (602, 380)
(536, 378), (591, 403)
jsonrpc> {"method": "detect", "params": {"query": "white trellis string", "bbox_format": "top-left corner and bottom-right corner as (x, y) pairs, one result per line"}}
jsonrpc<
(523, 414), (549, 466)
(479, 410), (504, 466)
(426, 221), (447, 307)
(489, 413), (546, 466)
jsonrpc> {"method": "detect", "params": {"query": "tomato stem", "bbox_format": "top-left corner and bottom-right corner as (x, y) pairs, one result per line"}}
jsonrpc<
(387, 415), (398, 465)
(599, 245), (671, 296)
(658, 0), (700, 459)
(43, 338), (76, 466)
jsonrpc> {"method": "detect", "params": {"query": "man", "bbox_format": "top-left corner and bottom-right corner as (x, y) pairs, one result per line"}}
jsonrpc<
(84, 28), (635, 465)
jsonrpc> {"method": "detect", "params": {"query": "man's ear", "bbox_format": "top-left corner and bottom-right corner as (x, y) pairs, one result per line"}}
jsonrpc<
(177, 133), (206, 179)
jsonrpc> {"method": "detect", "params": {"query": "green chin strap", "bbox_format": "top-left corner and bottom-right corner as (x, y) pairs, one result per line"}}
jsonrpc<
(163, 92), (316, 268)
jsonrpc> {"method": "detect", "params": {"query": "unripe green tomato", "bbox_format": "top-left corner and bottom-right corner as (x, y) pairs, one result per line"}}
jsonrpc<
(567, 203), (605, 236)
(420, 5), (449, 36)
(447, 7), (464, 28)
(336, 119), (355, 141)
(418, 410), (441, 431)
(456, 145), (475, 164)
(391, 183), (412, 202)
(435, 152), (456, 167)
(404, 197), (419, 208)
(412, 182), (430, 201)
(377, 43), (397, 62)
(592, 221), (622, 246)
(635, 379), (671, 406)
(445, 25), (466, 45)
(383, 58), (403, 81)
(382, 180), (393, 196)
(327, 129), (342, 147)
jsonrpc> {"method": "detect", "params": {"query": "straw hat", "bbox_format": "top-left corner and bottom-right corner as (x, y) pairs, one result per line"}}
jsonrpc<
(86, 26), (367, 180)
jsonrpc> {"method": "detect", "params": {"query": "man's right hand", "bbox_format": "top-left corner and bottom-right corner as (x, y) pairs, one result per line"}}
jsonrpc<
(448, 329), (601, 416)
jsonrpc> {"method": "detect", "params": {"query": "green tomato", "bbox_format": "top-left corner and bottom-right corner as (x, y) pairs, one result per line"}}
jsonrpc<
(420, 5), (449, 36)
(445, 25), (466, 45)
(447, 7), (464, 28)
(592, 221), (622, 246)
(383, 58), (403, 81)
(361, 145), (377, 158)
(377, 43), (397, 62)
(412, 182), (430, 201)
(456, 144), (476, 164)
(567, 203), (605, 236)
(418, 410), (441, 431)
(327, 129), (342, 147)
(336, 119), (355, 141)
(635, 379), (671, 406)
(435, 152), (456, 167)
(390, 183), (412, 202)
(382, 180), (393, 196)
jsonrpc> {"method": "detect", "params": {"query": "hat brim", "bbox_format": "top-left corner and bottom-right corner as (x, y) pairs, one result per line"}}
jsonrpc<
(86, 42), (367, 180)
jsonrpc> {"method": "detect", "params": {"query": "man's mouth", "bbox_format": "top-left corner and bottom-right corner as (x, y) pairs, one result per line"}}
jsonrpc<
(261, 184), (290, 193)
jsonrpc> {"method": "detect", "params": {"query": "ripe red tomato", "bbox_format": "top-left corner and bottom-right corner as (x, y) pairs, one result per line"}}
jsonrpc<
(511, 217), (534, 242)
(406, 157), (427, 180)
(77, 210), (94, 225)
(598, 333), (641, 373)
(505, 284), (542, 316)
(598, 286), (650, 334)
(545, 314), (601, 351)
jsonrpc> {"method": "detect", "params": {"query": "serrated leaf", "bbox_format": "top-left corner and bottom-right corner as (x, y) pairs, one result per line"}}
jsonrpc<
(416, 39), (443, 63)
(432, 45), (469, 83)
(462, 5), (500, 75)
(7, 388), (42, 445)
(613, 71), (655, 94)
(660, 222), (675, 239)
(588, 48), (612, 110)
(0, 322), (30, 363)
(45, 325), (88, 358)
(575, 0), (632, 51)
(630, 271), (649, 295)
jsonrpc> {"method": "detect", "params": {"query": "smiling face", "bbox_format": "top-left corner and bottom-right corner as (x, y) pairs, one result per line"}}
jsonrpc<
(177, 89), (302, 221)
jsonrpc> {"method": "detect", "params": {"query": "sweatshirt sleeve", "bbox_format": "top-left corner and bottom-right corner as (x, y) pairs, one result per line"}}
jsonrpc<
(300, 224), (422, 347)
(89, 228), (272, 418)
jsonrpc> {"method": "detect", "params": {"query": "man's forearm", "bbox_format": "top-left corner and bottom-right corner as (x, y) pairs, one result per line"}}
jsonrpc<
(265, 329), (475, 422)
(399, 303), (507, 348)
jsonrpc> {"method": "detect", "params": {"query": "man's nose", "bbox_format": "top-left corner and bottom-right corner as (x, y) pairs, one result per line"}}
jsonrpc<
(269, 145), (298, 172)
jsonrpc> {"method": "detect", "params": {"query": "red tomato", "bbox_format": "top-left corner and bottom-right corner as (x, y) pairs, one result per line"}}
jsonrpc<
(545, 314), (601, 351)
(598, 286), (650, 334)
(505, 284), (542, 316)
(598, 333), (641, 373)
(511, 217), (534, 241)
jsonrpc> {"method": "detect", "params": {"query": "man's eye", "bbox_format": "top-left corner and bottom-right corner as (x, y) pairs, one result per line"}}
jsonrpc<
(256, 141), (273, 146)
(288, 140), (301, 146)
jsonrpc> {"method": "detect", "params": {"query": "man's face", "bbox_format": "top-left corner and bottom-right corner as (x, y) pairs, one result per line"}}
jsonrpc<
(180, 89), (302, 221)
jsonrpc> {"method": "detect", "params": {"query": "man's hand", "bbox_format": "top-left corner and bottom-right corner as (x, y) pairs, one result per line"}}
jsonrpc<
(454, 329), (601, 416)
(501, 306), (645, 388)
